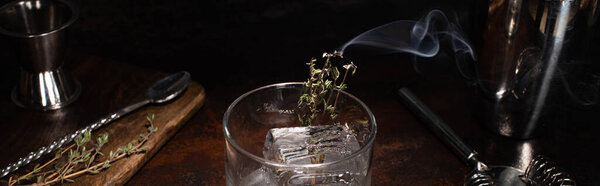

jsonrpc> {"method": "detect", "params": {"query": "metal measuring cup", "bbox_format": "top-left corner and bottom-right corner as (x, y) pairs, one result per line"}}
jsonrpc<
(0, 0), (81, 110)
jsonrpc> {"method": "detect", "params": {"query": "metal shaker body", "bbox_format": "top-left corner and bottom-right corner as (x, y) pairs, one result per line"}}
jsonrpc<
(478, 0), (600, 138)
(0, 0), (81, 110)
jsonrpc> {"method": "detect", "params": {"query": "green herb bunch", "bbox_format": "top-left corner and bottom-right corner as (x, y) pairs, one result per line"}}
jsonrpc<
(297, 51), (357, 126)
(7, 114), (158, 186)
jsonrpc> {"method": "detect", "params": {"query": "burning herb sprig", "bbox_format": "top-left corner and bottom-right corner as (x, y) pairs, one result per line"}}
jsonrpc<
(7, 114), (158, 186)
(297, 51), (357, 126)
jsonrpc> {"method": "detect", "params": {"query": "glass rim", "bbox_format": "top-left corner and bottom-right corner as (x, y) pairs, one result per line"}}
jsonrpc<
(223, 82), (377, 169)
(0, 0), (80, 38)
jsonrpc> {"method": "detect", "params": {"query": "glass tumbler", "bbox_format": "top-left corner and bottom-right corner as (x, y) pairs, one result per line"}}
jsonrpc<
(223, 82), (377, 186)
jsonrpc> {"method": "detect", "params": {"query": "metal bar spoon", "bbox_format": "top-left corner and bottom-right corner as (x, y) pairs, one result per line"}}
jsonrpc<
(0, 71), (191, 178)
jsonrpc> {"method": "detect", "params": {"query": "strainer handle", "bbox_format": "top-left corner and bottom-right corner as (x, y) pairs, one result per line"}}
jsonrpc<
(398, 88), (479, 166)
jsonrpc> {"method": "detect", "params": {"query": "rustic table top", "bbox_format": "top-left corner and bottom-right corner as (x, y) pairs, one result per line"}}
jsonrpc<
(0, 56), (206, 185)
(0, 52), (598, 185)
(119, 54), (597, 185)
(0, 0), (598, 185)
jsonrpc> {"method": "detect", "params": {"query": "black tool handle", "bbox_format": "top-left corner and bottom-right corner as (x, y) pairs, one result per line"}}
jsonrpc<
(398, 88), (479, 166)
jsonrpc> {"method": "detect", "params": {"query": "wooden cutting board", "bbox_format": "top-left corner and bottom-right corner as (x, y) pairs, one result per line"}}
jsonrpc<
(0, 56), (206, 185)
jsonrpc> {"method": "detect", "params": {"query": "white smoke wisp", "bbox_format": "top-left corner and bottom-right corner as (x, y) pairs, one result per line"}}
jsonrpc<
(338, 10), (476, 78)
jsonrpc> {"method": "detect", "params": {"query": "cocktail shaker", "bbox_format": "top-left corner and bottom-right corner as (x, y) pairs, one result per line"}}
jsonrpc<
(0, 0), (81, 110)
(478, 0), (600, 138)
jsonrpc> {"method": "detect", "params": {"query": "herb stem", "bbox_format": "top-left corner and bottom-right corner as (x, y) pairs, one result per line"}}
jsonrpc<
(8, 144), (75, 186)
(332, 67), (350, 113)
(298, 52), (356, 126)
(37, 129), (153, 186)
(6, 114), (157, 186)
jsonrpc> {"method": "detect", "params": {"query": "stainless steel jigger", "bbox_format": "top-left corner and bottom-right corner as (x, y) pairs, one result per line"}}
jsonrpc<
(0, 0), (81, 110)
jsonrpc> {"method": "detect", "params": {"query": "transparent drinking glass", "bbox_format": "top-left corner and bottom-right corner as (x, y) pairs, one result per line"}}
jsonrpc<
(223, 82), (377, 186)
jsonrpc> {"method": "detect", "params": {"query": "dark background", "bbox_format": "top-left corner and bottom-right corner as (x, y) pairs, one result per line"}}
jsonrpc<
(0, 0), (486, 90)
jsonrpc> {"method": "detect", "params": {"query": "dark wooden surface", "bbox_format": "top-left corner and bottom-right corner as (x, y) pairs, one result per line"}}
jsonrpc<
(0, 40), (598, 186)
(2, 54), (598, 185)
(1, 0), (599, 185)
(68, 58), (206, 185)
(125, 52), (599, 185)
(0, 56), (205, 185)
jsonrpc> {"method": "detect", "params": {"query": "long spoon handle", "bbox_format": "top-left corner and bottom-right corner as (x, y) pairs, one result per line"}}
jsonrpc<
(398, 88), (479, 166)
(0, 99), (151, 178)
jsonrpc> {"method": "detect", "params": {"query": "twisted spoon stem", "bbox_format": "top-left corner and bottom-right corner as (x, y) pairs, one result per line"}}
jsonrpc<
(0, 99), (150, 178)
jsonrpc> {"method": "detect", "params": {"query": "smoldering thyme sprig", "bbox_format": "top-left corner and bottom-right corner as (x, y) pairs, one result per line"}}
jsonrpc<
(297, 51), (357, 126)
(7, 114), (158, 186)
